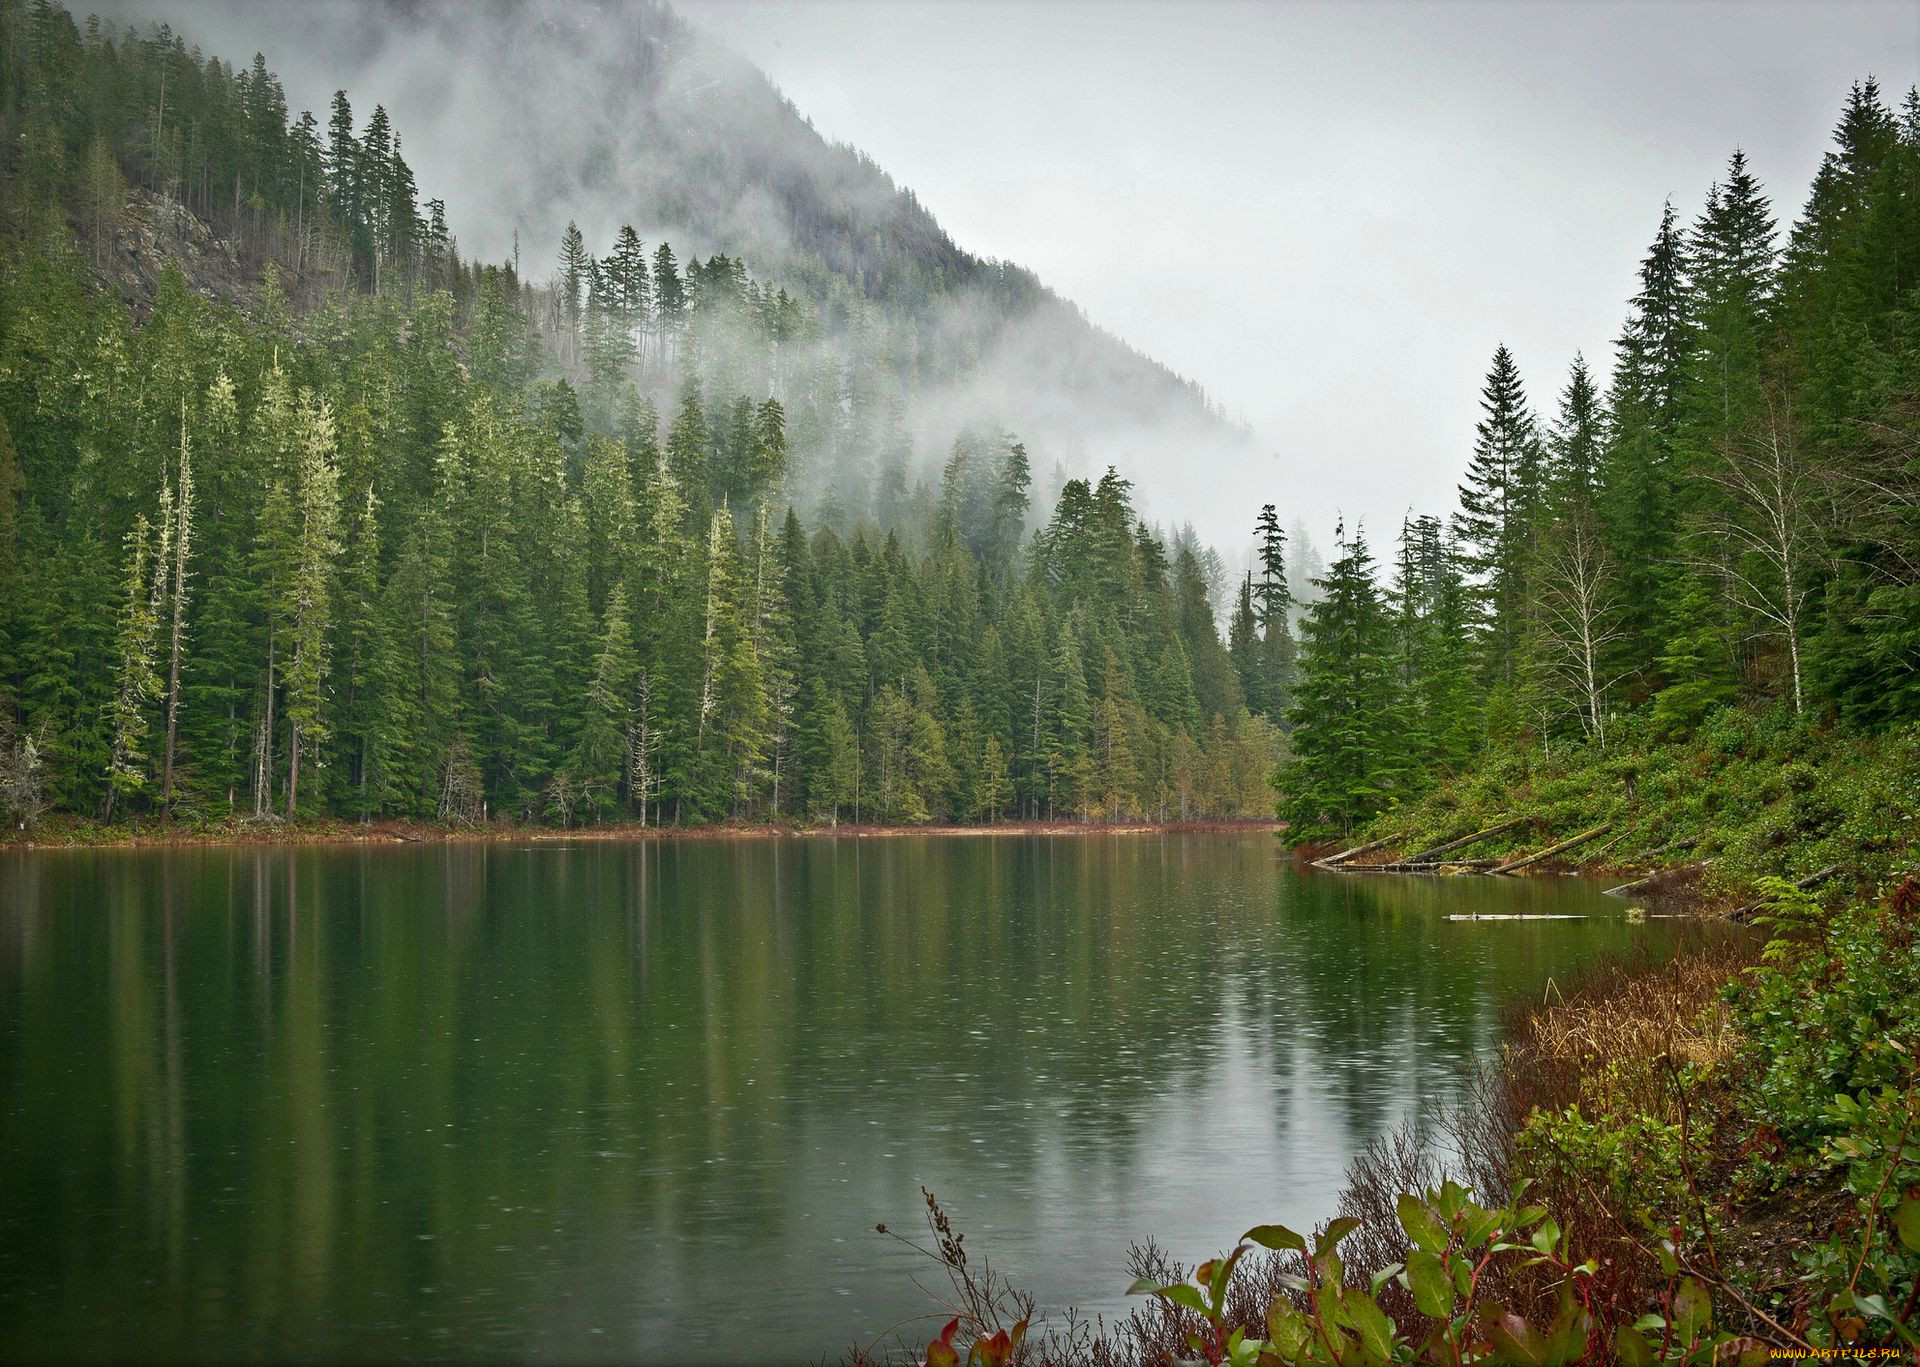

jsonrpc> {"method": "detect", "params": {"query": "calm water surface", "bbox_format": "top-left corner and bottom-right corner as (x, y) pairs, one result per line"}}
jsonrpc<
(0, 833), (1677, 1364)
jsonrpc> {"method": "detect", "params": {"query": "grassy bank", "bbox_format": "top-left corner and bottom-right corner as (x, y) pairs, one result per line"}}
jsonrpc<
(1356, 707), (1920, 901)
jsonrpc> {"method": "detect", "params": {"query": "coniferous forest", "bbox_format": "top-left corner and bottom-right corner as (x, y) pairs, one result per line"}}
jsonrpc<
(0, 0), (1916, 847)
(1275, 91), (1920, 840)
(0, 0), (1280, 832)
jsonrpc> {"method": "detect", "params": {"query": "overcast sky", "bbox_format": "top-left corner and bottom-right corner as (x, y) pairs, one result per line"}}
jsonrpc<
(92, 0), (1920, 555)
(673, 0), (1918, 546)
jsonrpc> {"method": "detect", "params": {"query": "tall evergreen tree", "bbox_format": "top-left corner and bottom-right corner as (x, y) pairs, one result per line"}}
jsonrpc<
(1453, 344), (1544, 685)
(1279, 522), (1406, 841)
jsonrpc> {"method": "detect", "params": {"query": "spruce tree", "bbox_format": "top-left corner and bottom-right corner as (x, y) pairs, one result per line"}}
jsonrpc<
(1453, 344), (1544, 685)
(1252, 503), (1295, 719)
(104, 505), (168, 819)
(1547, 353), (1604, 507)
(1228, 574), (1266, 716)
(278, 391), (343, 814)
(570, 585), (638, 819)
(1279, 522), (1406, 841)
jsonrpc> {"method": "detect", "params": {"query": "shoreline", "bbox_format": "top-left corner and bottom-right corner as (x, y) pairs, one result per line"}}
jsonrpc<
(2, 815), (1285, 853)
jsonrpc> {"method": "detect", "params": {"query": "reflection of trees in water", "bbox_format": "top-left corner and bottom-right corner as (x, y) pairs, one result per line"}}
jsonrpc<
(0, 839), (1665, 1360)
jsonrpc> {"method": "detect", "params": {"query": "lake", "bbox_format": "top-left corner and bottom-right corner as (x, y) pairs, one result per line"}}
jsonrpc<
(0, 833), (1677, 1364)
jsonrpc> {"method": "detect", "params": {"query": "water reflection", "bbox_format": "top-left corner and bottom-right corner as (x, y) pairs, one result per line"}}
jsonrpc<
(0, 835), (1675, 1363)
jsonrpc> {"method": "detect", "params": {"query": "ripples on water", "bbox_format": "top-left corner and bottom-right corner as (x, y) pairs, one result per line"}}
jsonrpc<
(0, 834), (1676, 1362)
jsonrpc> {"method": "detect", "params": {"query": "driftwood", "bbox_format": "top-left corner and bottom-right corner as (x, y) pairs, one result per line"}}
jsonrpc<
(1603, 860), (1711, 898)
(1728, 864), (1843, 922)
(1311, 832), (1403, 869)
(1489, 824), (1612, 875)
(1402, 817), (1531, 864)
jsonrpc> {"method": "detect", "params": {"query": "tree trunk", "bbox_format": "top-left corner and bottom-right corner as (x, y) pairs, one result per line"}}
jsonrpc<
(288, 719), (301, 814)
(255, 629), (276, 818)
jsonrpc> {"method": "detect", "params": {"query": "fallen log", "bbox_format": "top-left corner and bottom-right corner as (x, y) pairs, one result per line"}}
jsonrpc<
(1489, 823), (1612, 875)
(1311, 832), (1403, 869)
(1603, 859), (1711, 898)
(1402, 817), (1532, 864)
(1364, 858), (1501, 874)
(1585, 832), (1625, 863)
(1728, 864), (1843, 921)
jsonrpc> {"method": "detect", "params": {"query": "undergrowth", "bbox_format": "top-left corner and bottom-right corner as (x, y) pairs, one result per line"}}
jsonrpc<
(1368, 706), (1920, 897)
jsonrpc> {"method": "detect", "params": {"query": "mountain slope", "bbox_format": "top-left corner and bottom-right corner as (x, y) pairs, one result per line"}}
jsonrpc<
(92, 0), (1244, 486)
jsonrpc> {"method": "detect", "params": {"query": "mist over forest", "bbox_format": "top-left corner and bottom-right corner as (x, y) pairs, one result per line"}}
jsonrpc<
(87, 0), (1262, 568)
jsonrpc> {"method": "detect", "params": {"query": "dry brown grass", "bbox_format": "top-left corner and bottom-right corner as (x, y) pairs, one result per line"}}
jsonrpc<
(1502, 933), (1757, 1124)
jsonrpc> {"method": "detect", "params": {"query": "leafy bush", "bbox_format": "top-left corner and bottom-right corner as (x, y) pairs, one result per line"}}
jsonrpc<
(1514, 1104), (1691, 1235)
(1798, 1084), (1920, 1351)
(1125, 1180), (1771, 1367)
(1729, 881), (1920, 1146)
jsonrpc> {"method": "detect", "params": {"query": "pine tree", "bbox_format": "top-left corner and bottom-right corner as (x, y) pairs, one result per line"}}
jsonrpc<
(570, 584), (638, 819)
(1252, 503), (1295, 718)
(1090, 647), (1144, 819)
(1453, 344), (1544, 685)
(335, 484), (403, 816)
(104, 504), (168, 819)
(1045, 610), (1091, 815)
(1279, 522), (1406, 841)
(1228, 573), (1266, 715)
(745, 504), (796, 815)
(692, 508), (765, 817)
(1601, 201), (1691, 690)
(808, 689), (859, 825)
(651, 241), (685, 364)
(989, 439), (1032, 575)
(666, 379), (711, 496)
(1681, 150), (1778, 460)
(747, 397), (787, 505)
(558, 220), (590, 335)
(606, 225), (651, 334)
(1547, 354), (1604, 507)
(159, 418), (193, 816)
(278, 390), (343, 814)
(1396, 515), (1477, 771)
(325, 89), (358, 224)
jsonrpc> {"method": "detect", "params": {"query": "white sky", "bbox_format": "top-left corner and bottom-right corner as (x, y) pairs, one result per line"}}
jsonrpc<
(676, 0), (1919, 548)
(91, 0), (1920, 555)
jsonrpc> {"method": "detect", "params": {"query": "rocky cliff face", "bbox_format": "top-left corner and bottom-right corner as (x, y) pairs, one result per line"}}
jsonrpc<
(94, 190), (255, 319)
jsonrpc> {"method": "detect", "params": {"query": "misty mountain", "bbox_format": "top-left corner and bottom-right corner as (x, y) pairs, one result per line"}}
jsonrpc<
(91, 0), (1248, 500)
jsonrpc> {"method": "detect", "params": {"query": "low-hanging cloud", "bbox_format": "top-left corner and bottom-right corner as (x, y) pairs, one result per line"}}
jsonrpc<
(88, 0), (1268, 567)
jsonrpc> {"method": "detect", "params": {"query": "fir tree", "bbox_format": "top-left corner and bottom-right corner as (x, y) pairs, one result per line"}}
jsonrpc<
(1453, 344), (1544, 685)
(1279, 522), (1406, 841)
(1547, 354), (1604, 508)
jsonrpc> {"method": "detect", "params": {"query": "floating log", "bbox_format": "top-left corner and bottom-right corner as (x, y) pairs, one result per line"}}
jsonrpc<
(1603, 860), (1711, 898)
(1312, 832), (1403, 869)
(1729, 864), (1843, 921)
(1443, 913), (1582, 925)
(1489, 824), (1613, 875)
(1403, 817), (1531, 864)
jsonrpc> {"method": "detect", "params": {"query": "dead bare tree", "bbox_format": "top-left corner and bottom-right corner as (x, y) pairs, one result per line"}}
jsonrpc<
(1528, 508), (1630, 744)
(1688, 396), (1848, 714)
